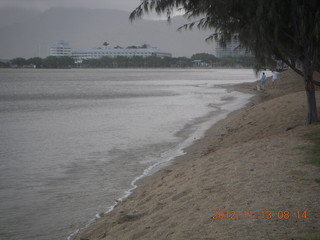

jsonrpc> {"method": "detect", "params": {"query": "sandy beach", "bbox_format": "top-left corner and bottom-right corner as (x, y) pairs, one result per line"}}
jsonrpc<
(72, 70), (320, 240)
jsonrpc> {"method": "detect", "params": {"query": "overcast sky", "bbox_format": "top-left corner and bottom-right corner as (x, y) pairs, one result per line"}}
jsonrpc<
(0, 0), (142, 11)
(0, 0), (209, 59)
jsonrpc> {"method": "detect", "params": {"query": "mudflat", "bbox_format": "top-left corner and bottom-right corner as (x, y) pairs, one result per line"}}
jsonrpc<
(72, 70), (320, 240)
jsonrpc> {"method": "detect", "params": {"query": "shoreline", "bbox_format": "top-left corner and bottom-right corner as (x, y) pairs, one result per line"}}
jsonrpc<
(68, 76), (255, 240)
(72, 70), (320, 240)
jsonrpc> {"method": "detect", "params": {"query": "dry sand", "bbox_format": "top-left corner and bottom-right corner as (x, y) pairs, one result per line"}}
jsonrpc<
(72, 70), (320, 240)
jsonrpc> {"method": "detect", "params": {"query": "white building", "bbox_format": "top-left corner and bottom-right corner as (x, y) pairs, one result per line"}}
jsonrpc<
(50, 40), (72, 57)
(72, 47), (172, 61)
(49, 41), (172, 61)
(215, 39), (251, 58)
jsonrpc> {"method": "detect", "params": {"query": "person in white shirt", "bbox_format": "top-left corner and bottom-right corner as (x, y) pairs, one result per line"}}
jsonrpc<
(272, 70), (279, 87)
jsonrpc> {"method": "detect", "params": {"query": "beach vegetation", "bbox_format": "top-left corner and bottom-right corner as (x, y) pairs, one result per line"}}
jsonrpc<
(10, 57), (28, 67)
(4, 54), (256, 69)
(191, 53), (218, 63)
(27, 57), (43, 68)
(215, 56), (256, 68)
(8, 56), (75, 69)
(130, 0), (320, 123)
(81, 55), (254, 68)
(42, 56), (74, 68)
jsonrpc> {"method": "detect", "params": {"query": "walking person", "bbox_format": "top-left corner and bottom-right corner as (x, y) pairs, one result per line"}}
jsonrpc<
(272, 69), (279, 87)
(260, 72), (267, 90)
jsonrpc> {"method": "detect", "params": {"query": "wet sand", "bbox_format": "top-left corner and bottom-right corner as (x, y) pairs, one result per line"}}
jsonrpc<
(72, 70), (320, 240)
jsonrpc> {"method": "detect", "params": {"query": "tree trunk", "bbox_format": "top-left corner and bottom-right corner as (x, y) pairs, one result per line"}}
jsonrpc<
(303, 63), (318, 124)
(305, 80), (318, 124)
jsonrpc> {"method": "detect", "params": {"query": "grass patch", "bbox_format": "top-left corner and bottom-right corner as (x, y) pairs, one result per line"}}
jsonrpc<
(305, 129), (320, 165)
(298, 235), (320, 240)
(305, 129), (320, 183)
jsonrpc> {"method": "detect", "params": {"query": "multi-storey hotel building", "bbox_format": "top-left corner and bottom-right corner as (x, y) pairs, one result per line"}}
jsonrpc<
(50, 41), (172, 61)
(72, 48), (172, 61)
(49, 40), (72, 57)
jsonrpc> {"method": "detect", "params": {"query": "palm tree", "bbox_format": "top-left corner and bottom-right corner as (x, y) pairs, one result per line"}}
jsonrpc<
(103, 42), (109, 48)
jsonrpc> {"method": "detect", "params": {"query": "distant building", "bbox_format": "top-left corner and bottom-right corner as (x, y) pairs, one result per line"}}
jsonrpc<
(215, 39), (251, 58)
(192, 59), (210, 68)
(50, 40), (72, 57)
(72, 47), (172, 61)
(49, 41), (172, 61)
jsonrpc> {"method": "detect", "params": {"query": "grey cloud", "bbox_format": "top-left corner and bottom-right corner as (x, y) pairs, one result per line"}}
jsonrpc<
(0, 0), (141, 11)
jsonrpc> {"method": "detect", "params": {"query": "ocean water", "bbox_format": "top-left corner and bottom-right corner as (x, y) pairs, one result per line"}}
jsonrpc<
(0, 68), (256, 240)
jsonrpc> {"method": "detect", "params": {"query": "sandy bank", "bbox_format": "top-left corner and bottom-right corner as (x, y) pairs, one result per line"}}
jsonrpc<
(72, 70), (320, 240)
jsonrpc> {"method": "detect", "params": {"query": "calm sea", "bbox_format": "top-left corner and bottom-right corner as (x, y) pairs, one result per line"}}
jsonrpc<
(0, 68), (256, 240)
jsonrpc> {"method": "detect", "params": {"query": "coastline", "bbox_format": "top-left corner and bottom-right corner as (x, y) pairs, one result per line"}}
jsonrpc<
(72, 70), (320, 240)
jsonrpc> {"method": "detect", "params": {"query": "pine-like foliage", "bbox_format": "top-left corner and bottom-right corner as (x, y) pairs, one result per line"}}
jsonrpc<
(131, 0), (320, 123)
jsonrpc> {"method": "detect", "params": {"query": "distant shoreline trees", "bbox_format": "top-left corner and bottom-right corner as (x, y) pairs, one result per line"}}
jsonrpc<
(4, 54), (256, 69)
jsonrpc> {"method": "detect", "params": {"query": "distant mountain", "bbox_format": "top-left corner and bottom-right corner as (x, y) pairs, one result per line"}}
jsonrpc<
(0, 7), (215, 59)
(0, 7), (41, 28)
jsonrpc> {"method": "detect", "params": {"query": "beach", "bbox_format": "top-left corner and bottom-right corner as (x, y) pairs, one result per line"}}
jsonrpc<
(72, 70), (320, 240)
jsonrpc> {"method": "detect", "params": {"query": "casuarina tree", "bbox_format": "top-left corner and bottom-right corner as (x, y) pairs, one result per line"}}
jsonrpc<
(130, 0), (320, 123)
